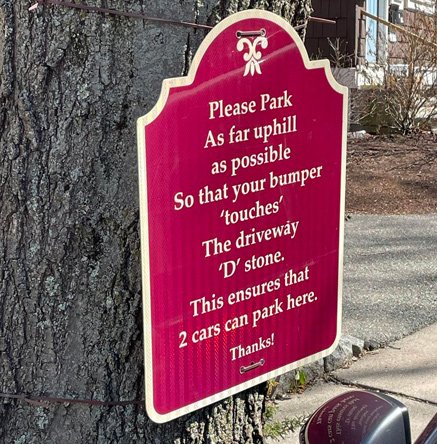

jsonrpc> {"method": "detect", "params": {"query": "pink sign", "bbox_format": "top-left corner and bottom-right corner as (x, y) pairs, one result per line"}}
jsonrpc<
(137, 10), (347, 423)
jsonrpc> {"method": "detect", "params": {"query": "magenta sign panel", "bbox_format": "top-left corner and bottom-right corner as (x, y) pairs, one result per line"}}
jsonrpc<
(137, 10), (347, 422)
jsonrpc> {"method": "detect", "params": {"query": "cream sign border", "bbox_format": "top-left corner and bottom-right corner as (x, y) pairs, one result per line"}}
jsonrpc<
(137, 9), (348, 424)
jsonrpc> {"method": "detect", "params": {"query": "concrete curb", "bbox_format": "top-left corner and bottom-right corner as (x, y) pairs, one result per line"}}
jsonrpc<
(271, 334), (368, 399)
(265, 323), (437, 443)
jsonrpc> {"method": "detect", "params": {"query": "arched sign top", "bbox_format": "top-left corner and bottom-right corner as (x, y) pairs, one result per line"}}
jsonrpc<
(137, 10), (347, 423)
(143, 10), (347, 126)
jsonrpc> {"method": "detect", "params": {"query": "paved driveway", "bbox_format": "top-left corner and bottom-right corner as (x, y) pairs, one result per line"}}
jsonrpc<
(343, 214), (437, 343)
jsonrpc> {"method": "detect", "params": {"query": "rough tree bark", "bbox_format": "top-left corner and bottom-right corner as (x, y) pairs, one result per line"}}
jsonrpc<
(0, 1), (312, 442)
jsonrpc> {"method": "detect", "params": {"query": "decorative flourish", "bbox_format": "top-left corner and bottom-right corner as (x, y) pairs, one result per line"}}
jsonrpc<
(237, 35), (268, 76)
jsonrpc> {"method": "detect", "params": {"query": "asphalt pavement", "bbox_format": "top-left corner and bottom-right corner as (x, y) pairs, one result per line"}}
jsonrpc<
(343, 214), (437, 344)
(265, 214), (437, 443)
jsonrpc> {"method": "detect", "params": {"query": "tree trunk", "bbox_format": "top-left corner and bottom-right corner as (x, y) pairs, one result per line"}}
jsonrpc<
(0, 1), (312, 442)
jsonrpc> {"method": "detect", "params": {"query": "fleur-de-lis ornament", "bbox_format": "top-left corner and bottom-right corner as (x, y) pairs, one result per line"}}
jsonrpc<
(237, 35), (268, 76)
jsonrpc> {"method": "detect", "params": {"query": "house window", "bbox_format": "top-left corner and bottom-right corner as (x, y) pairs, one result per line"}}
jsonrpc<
(365, 0), (389, 63)
(389, 4), (403, 23)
